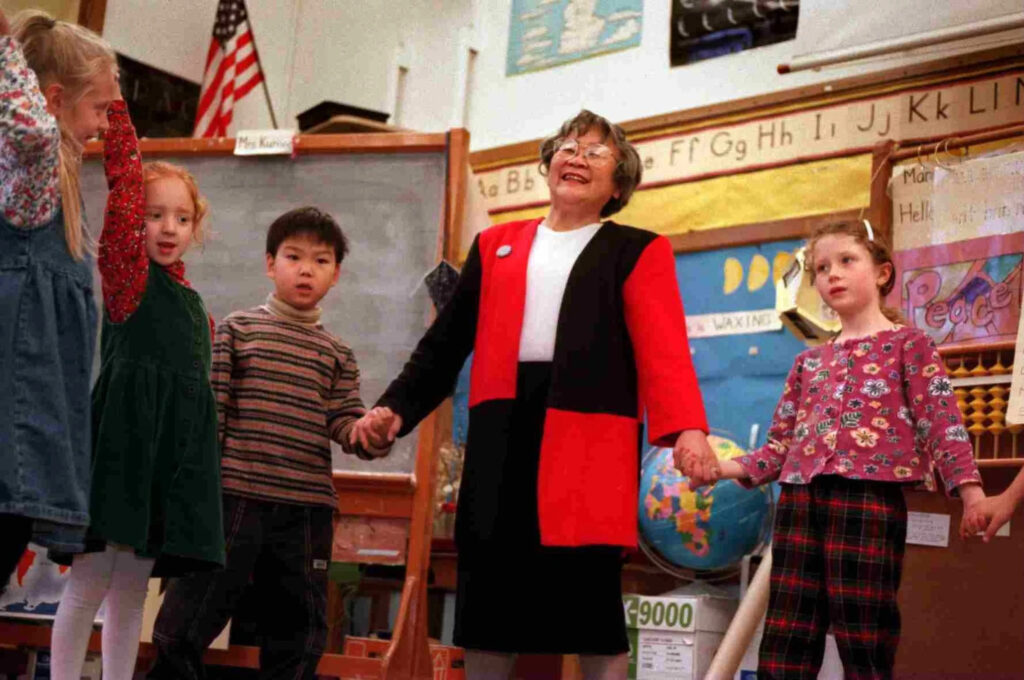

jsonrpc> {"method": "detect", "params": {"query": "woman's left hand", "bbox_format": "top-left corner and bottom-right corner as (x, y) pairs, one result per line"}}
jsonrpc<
(673, 429), (719, 490)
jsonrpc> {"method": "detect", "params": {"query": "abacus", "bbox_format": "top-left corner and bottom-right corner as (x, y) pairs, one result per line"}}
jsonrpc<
(942, 341), (1021, 465)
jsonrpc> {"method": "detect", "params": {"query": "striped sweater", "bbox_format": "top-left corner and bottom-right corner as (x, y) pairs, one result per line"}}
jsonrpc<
(212, 298), (388, 508)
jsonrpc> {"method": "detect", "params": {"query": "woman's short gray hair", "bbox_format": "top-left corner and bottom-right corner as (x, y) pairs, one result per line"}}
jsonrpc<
(538, 110), (642, 218)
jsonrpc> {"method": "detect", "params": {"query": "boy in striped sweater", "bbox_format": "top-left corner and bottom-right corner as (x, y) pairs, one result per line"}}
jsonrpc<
(149, 207), (390, 680)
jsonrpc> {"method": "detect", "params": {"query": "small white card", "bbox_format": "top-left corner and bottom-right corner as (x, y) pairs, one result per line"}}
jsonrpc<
(234, 129), (296, 156)
(978, 521), (1011, 538)
(906, 511), (950, 547)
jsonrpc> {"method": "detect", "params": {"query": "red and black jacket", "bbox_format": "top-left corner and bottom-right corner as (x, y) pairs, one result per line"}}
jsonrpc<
(378, 218), (707, 548)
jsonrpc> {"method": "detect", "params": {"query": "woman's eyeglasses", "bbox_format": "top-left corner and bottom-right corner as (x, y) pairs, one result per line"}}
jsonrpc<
(553, 138), (616, 164)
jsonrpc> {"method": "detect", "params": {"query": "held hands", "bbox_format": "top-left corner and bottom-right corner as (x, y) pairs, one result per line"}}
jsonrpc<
(961, 486), (1014, 543)
(349, 406), (403, 451)
(674, 429), (720, 491)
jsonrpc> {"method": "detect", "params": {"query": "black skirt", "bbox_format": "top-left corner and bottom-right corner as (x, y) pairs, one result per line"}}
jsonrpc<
(453, 362), (629, 655)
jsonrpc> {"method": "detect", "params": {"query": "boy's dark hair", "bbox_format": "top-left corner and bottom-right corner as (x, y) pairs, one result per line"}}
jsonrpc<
(266, 206), (349, 264)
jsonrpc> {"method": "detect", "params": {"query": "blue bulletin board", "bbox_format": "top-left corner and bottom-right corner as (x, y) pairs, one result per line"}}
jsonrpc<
(450, 238), (808, 456)
(678, 238), (806, 451)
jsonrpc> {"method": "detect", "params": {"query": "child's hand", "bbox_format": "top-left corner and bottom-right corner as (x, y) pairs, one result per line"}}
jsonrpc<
(350, 406), (402, 450)
(961, 493), (1015, 543)
(673, 430), (720, 491)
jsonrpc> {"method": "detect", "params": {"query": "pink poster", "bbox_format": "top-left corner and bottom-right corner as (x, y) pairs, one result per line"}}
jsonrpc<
(891, 232), (1023, 348)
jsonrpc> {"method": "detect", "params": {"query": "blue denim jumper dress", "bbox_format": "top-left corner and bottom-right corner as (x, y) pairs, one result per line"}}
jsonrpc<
(0, 209), (97, 551)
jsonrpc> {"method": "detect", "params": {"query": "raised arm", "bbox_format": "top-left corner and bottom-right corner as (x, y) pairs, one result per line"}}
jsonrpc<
(0, 33), (61, 229)
(98, 98), (149, 322)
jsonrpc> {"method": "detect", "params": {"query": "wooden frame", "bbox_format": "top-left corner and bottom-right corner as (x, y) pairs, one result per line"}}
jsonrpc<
(1, 129), (471, 680)
(76, 0), (106, 33)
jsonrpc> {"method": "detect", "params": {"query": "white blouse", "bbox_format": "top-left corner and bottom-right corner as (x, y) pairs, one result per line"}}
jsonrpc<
(518, 220), (602, 361)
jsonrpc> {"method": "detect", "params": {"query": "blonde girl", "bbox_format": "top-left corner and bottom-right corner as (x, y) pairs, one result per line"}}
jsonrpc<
(0, 8), (115, 590)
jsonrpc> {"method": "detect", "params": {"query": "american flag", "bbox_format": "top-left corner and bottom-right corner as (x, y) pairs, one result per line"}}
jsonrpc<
(194, 0), (267, 137)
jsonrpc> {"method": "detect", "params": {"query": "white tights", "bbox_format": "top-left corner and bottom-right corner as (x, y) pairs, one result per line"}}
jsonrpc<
(51, 545), (155, 680)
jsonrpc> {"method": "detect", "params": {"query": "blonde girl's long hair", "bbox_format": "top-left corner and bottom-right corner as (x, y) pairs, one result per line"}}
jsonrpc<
(805, 220), (905, 326)
(12, 10), (117, 260)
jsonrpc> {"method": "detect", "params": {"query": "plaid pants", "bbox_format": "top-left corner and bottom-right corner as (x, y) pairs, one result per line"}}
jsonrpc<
(758, 475), (907, 680)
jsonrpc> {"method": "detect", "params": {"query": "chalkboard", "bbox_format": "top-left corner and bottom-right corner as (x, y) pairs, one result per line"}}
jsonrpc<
(81, 144), (447, 474)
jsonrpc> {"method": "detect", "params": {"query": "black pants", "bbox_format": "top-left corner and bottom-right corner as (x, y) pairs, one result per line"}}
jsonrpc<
(148, 494), (333, 680)
(0, 514), (32, 594)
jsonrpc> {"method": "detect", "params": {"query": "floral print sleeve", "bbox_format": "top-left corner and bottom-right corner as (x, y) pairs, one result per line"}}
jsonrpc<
(99, 100), (149, 323)
(901, 331), (982, 495)
(737, 355), (805, 486)
(0, 36), (61, 229)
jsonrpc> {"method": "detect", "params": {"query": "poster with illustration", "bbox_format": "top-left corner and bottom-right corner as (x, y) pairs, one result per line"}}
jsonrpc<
(892, 232), (1023, 348)
(506, 0), (643, 76)
(670, 0), (799, 67)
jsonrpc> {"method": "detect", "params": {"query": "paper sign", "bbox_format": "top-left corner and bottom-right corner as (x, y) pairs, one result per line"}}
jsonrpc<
(893, 151), (1024, 251)
(685, 309), (783, 338)
(636, 630), (694, 679)
(1008, 306), (1024, 426)
(906, 511), (950, 547)
(234, 129), (296, 156)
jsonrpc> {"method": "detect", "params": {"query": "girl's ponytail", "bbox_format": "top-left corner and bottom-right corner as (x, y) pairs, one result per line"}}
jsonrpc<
(12, 9), (115, 260)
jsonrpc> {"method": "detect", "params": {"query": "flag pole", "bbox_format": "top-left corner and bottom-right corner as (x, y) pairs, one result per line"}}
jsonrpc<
(241, 0), (279, 129)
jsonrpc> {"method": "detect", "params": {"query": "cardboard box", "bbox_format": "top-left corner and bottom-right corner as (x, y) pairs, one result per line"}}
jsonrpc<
(623, 592), (737, 680)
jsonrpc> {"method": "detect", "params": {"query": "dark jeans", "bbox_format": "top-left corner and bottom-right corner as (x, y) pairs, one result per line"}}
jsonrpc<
(148, 494), (333, 680)
(0, 514), (32, 594)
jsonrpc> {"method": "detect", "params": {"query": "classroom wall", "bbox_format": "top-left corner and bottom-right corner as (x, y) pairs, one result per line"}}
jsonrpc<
(100, 0), (472, 135)
(98, 1), (1021, 148)
(463, 2), (1024, 150)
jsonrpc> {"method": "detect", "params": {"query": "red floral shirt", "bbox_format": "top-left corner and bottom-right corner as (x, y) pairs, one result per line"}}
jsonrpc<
(100, 102), (213, 337)
(1, 36), (60, 229)
(737, 327), (982, 495)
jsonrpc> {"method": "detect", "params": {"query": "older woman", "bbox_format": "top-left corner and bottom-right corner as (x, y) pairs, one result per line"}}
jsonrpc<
(352, 110), (711, 679)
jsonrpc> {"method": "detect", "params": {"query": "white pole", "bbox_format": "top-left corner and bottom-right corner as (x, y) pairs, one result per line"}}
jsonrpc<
(705, 548), (773, 679)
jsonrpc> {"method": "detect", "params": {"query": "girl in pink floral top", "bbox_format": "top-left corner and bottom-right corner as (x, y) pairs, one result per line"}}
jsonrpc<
(684, 220), (984, 679)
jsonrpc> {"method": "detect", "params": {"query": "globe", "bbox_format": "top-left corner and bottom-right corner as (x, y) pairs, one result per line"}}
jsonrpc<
(638, 435), (771, 575)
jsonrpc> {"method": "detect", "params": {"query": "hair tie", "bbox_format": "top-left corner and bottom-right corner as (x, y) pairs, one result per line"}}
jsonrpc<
(862, 219), (875, 242)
